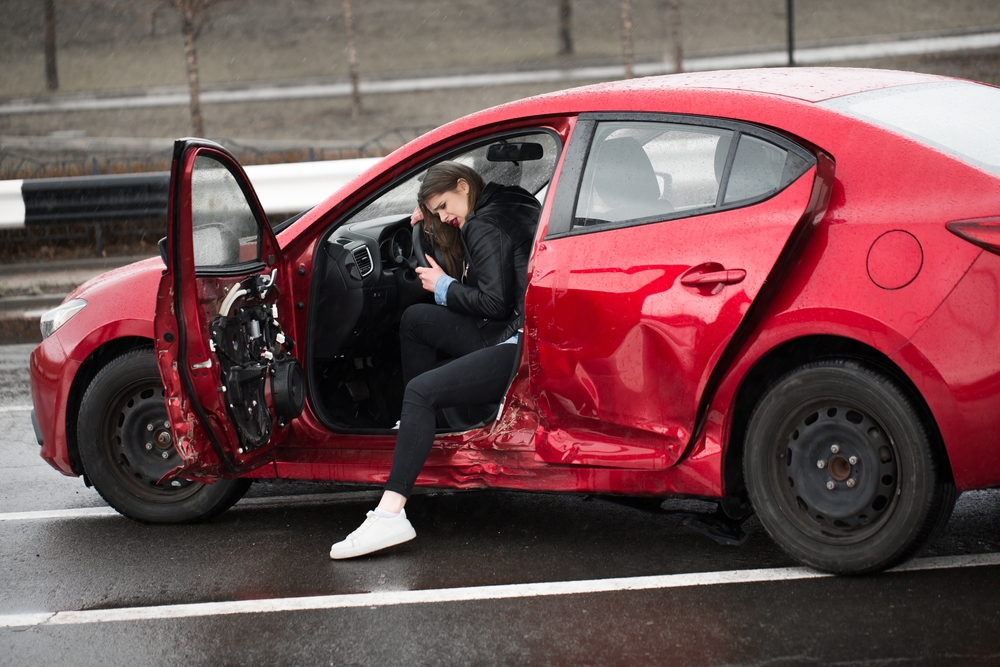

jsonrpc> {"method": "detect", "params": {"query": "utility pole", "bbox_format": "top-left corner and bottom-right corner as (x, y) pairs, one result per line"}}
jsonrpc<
(621, 0), (634, 79)
(786, 0), (795, 66)
(344, 0), (361, 117)
(44, 0), (58, 91)
(558, 0), (573, 55)
(670, 0), (682, 73)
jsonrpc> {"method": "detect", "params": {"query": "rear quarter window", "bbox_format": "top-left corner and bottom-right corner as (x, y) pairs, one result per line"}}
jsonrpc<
(819, 81), (1000, 177)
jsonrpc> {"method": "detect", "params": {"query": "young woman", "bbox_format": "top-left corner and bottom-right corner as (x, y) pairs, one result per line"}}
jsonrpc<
(330, 161), (541, 559)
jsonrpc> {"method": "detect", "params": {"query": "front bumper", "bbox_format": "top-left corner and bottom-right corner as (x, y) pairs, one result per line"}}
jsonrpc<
(30, 333), (81, 477)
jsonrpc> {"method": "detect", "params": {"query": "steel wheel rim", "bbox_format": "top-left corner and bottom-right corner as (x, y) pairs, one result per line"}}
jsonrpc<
(100, 377), (201, 502)
(769, 399), (900, 545)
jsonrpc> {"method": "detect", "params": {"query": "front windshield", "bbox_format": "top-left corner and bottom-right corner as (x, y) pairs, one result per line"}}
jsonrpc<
(819, 81), (1000, 177)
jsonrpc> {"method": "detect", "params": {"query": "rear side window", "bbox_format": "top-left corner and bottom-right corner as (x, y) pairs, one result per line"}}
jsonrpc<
(725, 135), (810, 204)
(572, 120), (813, 231)
(574, 122), (731, 227)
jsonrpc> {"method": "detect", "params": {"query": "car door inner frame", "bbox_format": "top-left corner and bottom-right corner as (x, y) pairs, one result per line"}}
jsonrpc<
(168, 139), (282, 475)
(169, 141), (238, 473)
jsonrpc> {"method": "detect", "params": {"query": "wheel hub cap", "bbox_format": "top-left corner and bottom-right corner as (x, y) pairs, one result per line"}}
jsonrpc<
(112, 385), (192, 492)
(784, 405), (898, 534)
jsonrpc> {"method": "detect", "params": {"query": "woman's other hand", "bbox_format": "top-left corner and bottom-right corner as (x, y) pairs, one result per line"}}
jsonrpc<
(410, 205), (424, 227)
(416, 255), (446, 293)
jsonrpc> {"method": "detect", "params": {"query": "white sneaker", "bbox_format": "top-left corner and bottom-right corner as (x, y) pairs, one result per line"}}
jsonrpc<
(330, 509), (416, 559)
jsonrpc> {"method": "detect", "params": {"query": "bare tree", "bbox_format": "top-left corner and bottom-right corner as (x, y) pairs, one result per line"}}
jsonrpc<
(343, 0), (361, 117)
(44, 0), (59, 91)
(558, 0), (573, 56)
(670, 0), (682, 73)
(143, 0), (242, 136)
(620, 0), (633, 79)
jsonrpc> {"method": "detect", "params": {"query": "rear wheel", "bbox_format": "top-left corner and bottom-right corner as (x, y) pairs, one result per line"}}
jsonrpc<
(78, 348), (251, 523)
(744, 360), (955, 574)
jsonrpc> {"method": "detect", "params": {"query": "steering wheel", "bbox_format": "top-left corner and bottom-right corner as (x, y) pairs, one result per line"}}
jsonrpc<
(411, 221), (431, 269)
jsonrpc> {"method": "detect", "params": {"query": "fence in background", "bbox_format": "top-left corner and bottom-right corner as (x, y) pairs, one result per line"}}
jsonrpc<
(0, 126), (431, 180)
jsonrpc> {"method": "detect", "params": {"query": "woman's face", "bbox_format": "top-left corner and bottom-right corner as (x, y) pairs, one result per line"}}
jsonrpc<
(424, 179), (471, 228)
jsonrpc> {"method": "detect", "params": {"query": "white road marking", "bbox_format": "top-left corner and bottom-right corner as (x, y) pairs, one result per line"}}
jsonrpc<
(0, 490), (383, 522)
(0, 405), (33, 413)
(2, 30), (999, 115)
(2, 552), (998, 629)
(0, 507), (118, 521)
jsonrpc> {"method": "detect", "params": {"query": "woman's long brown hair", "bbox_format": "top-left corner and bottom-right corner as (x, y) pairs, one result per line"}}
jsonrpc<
(418, 161), (484, 279)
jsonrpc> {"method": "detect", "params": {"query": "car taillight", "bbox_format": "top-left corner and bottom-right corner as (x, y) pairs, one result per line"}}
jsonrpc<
(947, 218), (1000, 255)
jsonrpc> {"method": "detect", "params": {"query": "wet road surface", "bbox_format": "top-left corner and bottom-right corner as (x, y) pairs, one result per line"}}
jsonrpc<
(3, 343), (1000, 666)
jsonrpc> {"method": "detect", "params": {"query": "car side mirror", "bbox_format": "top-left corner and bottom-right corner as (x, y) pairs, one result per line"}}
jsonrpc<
(487, 142), (544, 163)
(158, 236), (168, 267)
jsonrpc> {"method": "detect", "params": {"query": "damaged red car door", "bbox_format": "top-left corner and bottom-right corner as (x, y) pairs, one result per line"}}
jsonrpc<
(527, 115), (830, 470)
(154, 139), (304, 481)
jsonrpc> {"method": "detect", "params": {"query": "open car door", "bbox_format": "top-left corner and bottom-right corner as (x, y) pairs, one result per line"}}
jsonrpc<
(154, 139), (304, 481)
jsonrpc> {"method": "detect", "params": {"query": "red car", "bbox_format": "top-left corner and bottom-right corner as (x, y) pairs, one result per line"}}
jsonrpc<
(30, 67), (1000, 574)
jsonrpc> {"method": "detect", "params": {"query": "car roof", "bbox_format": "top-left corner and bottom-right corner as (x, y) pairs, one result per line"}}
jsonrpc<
(572, 67), (952, 103)
(419, 68), (957, 146)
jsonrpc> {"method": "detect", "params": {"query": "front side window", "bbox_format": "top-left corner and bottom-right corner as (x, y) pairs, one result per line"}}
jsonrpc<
(572, 120), (812, 231)
(191, 155), (261, 267)
(345, 131), (560, 225)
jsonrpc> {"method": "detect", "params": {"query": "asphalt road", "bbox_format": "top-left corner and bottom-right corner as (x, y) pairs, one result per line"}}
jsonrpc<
(3, 342), (1000, 666)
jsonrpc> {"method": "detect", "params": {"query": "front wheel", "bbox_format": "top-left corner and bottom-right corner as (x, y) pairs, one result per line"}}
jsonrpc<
(77, 348), (251, 523)
(744, 360), (955, 574)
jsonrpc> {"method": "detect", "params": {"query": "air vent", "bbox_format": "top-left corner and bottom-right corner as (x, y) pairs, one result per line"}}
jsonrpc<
(352, 245), (374, 277)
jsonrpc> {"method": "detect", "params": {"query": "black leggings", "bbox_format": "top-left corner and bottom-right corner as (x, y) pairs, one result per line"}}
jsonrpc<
(399, 303), (506, 385)
(386, 304), (518, 498)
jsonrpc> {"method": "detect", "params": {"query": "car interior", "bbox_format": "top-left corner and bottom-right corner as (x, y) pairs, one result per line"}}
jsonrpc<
(306, 131), (559, 433)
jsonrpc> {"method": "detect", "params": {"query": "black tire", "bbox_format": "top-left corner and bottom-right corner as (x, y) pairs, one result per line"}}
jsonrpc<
(77, 348), (251, 523)
(744, 359), (955, 574)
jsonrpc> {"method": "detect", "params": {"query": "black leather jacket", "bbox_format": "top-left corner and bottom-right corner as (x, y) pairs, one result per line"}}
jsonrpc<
(445, 182), (541, 345)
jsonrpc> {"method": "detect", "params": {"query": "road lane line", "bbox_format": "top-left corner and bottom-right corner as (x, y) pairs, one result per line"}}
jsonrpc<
(0, 507), (118, 521)
(0, 490), (383, 522)
(3, 552), (999, 629)
(0, 405), (32, 413)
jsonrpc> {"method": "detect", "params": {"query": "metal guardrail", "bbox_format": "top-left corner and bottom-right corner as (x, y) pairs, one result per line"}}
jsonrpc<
(0, 127), (431, 259)
(21, 172), (170, 225)
(0, 157), (380, 258)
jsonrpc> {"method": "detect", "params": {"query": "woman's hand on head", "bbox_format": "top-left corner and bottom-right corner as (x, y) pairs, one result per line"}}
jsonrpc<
(415, 255), (446, 293)
(410, 205), (424, 227)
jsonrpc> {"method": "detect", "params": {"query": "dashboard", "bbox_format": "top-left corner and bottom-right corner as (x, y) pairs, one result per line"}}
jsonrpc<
(309, 214), (431, 361)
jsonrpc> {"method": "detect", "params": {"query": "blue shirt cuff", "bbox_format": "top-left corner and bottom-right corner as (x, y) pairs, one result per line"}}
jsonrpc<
(434, 274), (457, 306)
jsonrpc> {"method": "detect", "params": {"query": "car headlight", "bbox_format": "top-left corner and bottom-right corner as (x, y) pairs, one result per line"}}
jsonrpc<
(39, 299), (87, 340)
